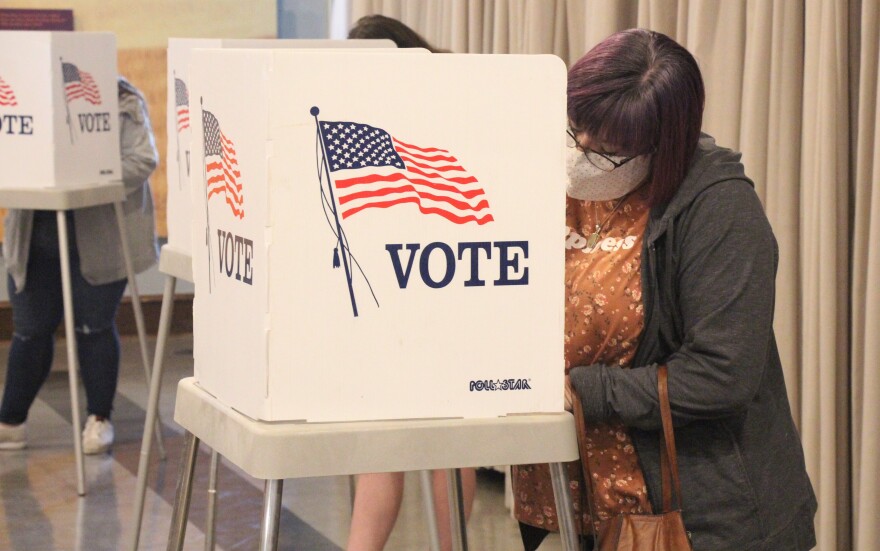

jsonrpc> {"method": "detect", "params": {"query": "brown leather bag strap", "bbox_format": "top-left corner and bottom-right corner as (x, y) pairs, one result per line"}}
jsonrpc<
(658, 365), (683, 512)
(660, 430), (673, 512)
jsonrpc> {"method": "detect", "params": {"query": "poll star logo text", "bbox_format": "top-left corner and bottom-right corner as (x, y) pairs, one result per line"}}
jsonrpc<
(469, 379), (532, 391)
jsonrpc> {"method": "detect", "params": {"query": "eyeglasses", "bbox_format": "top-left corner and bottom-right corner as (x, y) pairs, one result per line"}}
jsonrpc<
(566, 129), (639, 172)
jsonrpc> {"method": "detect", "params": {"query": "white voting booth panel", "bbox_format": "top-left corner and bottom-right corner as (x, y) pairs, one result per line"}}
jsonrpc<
(166, 38), (396, 256)
(190, 49), (566, 422)
(0, 31), (120, 188)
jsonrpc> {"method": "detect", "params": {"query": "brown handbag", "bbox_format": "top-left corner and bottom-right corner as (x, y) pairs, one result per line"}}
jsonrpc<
(573, 365), (693, 551)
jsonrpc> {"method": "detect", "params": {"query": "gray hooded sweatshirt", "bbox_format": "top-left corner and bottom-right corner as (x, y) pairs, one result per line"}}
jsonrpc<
(571, 135), (817, 551)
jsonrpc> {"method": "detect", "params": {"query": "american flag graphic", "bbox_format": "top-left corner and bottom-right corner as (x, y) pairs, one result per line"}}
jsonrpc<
(203, 109), (244, 219)
(319, 121), (493, 225)
(61, 62), (101, 105)
(0, 76), (17, 106)
(175, 78), (190, 132)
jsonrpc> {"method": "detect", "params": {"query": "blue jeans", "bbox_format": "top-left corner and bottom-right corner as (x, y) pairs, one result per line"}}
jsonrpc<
(0, 211), (127, 424)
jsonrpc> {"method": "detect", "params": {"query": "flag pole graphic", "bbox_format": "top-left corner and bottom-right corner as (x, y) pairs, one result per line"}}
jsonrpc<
(202, 97), (213, 293)
(174, 71), (183, 189)
(60, 58), (75, 145)
(311, 106), (359, 317)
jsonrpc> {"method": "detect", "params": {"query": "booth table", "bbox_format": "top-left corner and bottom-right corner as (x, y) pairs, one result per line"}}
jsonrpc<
(129, 246), (454, 551)
(0, 182), (163, 495)
(168, 377), (582, 551)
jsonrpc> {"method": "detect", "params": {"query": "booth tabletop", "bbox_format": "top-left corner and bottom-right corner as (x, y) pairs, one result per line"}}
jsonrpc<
(0, 181), (125, 210)
(174, 377), (578, 481)
(158, 244), (193, 283)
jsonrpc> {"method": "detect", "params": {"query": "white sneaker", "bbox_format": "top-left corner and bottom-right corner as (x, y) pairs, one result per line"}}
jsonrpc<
(0, 422), (26, 450)
(82, 415), (114, 455)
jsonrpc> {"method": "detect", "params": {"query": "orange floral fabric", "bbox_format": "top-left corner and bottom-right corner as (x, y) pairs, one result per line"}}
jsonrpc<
(513, 190), (653, 535)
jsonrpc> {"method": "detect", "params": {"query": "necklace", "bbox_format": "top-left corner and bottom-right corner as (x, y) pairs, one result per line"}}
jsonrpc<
(585, 195), (628, 249)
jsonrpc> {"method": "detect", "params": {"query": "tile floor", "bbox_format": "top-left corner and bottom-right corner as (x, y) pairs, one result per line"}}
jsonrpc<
(0, 334), (565, 550)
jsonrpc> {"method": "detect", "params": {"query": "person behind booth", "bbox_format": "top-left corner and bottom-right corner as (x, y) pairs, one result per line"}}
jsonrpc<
(0, 77), (158, 454)
(348, 13), (449, 53)
(512, 28), (817, 551)
(344, 16), (474, 551)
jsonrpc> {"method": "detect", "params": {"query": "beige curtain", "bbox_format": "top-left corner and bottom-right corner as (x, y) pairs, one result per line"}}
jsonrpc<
(348, 2), (878, 549)
(799, 1), (851, 549)
(852, 1), (880, 550)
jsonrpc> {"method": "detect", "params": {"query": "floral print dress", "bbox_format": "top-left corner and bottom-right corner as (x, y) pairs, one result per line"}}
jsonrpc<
(512, 190), (654, 535)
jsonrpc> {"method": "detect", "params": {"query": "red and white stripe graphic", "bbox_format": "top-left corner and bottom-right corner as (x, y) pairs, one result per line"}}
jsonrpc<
(0, 76), (17, 106)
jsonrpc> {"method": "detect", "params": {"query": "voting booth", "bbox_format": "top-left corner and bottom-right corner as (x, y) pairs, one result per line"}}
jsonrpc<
(0, 31), (119, 188)
(166, 38), (396, 256)
(189, 49), (566, 422)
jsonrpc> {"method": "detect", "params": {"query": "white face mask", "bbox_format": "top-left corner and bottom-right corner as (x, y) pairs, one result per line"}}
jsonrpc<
(565, 147), (652, 201)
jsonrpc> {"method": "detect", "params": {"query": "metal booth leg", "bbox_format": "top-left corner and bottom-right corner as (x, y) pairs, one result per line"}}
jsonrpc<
(56, 210), (87, 496)
(205, 450), (220, 550)
(445, 468), (469, 551)
(549, 462), (580, 551)
(167, 431), (200, 551)
(130, 274), (177, 550)
(420, 470), (441, 551)
(113, 202), (166, 460)
(259, 479), (283, 551)
(348, 474), (357, 511)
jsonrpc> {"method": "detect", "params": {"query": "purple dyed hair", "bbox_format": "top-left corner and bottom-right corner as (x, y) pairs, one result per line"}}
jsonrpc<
(568, 29), (705, 207)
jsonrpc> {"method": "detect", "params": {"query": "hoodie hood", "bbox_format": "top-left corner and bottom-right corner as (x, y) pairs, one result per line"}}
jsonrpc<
(646, 133), (753, 244)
